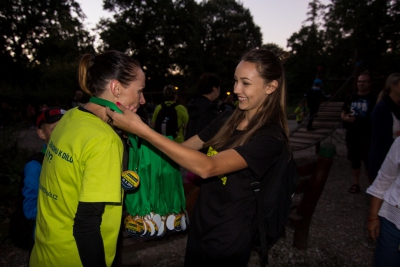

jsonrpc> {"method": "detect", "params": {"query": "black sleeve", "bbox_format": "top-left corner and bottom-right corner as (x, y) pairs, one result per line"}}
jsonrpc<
(73, 202), (106, 267)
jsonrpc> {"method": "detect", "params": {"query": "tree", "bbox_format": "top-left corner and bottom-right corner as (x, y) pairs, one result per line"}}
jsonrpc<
(98, 0), (262, 93)
(285, 0), (327, 98)
(0, 0), (94, 97)
(285, 0), (400, 100)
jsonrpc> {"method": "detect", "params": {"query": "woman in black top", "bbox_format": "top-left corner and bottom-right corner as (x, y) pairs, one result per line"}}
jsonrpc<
(107, 48), (289, 266)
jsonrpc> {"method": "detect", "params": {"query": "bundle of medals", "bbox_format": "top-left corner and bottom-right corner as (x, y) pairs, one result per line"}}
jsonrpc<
(124, 211), (189, 237)
(121, 168), (189, 237)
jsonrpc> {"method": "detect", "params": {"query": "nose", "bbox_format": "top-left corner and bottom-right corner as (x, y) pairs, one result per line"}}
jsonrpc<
(233, 82), (240, 94)
(140, 92), (146, 105)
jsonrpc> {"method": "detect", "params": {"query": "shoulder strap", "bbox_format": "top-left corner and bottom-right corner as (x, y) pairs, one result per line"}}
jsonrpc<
(249, 141), (290, 266)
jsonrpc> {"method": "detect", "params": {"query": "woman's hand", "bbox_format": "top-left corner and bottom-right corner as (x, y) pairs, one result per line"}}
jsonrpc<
(367, 218), (380, 241)
(106, 103), (149, 138)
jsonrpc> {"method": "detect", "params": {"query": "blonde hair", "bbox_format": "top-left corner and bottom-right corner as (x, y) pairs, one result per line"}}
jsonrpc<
(377, 73), (400, 103)
(204, 48), (289, 151)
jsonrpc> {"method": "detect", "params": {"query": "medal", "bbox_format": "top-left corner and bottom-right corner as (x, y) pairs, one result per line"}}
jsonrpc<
(121, 170), (140, 190)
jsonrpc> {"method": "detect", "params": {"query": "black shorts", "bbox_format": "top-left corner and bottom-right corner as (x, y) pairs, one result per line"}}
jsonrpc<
(346, 136), (370, 170)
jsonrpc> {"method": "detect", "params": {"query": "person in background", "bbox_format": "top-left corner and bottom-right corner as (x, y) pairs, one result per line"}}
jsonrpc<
(185, 73), (221, 140)
(341, 72), (377, 193)
(369, 73), (400, 182)
(106, 48), (290, 266)
(152, 85), (189, 143)
(30, 50), (146, 267)
(305, 78), (330, 131)
(22, 107), (65, 246)
(294, 101), (306, 125)
(367, 137), (400, 267)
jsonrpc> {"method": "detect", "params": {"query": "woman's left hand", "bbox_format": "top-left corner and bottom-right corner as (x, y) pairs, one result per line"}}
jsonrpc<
(106, 104), (148, 137)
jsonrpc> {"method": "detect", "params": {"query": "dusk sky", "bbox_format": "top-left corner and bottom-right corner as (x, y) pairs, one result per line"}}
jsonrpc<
(77, 0), (330, 49)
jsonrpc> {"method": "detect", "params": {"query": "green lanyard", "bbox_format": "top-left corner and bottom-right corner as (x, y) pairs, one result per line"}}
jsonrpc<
(88, 96), (139, 171)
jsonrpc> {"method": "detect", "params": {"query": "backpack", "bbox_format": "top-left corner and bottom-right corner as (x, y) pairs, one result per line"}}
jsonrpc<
(154, 103), (180, 138)
(249, 131), (299, 266)
(9, 152), (44, 250)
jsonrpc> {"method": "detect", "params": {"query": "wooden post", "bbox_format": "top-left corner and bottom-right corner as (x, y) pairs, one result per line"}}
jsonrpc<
(292, 143), (336, 249)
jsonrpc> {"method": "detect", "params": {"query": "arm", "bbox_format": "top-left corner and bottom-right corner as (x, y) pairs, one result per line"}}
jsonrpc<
(22, 160), (41, 220)
(182, 134), (204, 150)
(107, 106), (247, 178)
(73, 202), (106, 267)
(341, 110), (355, 123)
(366, 138), (400, 240)
(151, 104), (161, 128)
(178, 105), (189, 129)
(367, 196), (383, 241)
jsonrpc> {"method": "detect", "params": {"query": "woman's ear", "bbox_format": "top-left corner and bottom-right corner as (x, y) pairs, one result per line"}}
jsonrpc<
(110, 80), (121, 97)
(265, 80), (278, 95)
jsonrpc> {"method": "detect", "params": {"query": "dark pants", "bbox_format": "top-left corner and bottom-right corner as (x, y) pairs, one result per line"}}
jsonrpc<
(184, 234), (252, 267)
(374, 216), (400, 267)
(346, 136), (370, 170)
(307, 105), (319, 130)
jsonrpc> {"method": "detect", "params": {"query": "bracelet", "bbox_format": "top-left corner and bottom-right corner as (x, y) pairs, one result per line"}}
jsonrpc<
(367, 217), (379, 221)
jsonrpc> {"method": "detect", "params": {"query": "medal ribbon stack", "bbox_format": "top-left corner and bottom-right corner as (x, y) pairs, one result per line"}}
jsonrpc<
(89, 97), (188, 238)
(124, 136), (188, 237)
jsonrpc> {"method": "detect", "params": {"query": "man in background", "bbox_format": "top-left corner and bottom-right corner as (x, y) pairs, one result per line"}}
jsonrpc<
(185, 73), (221, 140)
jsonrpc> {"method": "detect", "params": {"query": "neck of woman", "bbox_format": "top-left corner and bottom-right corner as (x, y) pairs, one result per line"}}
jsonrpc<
(84, 102), (109, 123)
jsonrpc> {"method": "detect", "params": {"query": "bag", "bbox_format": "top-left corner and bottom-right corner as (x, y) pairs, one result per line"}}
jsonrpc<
(9, 152), (44, 249)
(154, 103), (180, 138)
(250, 136), (299, 266)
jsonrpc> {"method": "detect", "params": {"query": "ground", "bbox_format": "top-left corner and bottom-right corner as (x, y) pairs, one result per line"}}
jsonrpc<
(0, 125), (376, 266)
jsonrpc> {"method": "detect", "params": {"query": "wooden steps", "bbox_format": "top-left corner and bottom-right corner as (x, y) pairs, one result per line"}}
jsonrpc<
(289, 101), (343, 151)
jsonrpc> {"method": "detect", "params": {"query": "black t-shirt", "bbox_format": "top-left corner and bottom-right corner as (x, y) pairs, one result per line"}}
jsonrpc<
(342, 92), (376, 139)
(193, 111), (285, 257)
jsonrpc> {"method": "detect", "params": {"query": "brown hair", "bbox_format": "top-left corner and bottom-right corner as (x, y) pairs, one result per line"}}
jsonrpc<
(377, 73), (400, 103)
(163, 85), (177, 101)
(78, 50), (141, 96)
(204, 48), (289, 151)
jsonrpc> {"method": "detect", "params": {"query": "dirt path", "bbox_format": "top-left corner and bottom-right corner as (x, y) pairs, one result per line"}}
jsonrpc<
(1, 123), (376, 266)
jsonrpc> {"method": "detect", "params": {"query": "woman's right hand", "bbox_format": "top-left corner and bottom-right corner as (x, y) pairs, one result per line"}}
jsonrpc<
(367, 218), (380, 241)
(106, 103), (149, 138)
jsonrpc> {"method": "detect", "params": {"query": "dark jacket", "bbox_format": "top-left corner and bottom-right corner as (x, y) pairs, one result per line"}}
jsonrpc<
(185, 96), (220, 140)
(369, 94), (400, 180)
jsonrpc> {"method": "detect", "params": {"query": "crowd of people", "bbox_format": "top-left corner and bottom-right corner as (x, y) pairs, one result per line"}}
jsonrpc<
(5, 46), (400, 267)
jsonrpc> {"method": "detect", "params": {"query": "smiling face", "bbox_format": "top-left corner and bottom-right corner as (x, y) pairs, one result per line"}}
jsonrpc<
(233, 60), (276, 118)
(118, 68), (146, 112)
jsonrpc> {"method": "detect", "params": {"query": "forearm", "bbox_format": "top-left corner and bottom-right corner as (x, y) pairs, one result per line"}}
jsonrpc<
(368, 196), (383, 218)
(73, 202), (106, 267)
(141, 128), (215, 177)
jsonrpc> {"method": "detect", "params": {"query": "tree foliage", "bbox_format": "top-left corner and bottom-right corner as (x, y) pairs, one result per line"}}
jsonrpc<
(99, 0), (262, 92)
(285, 0), (400, 99)
(0, 0), (94, 100)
